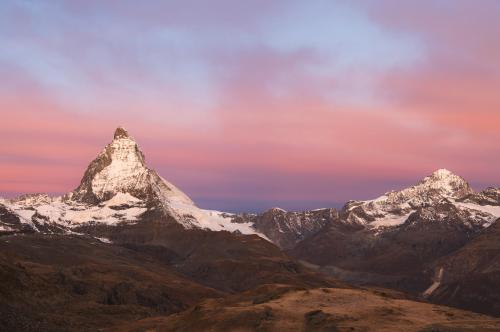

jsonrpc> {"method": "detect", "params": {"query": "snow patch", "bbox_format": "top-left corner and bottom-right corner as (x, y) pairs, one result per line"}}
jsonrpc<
(95, 237), (112, 244)
(6, 193), (147, 228)
(423, 267), (444, 297)
(104, 192), (141, 206)
(166, 200), (269, 240)
(201, 209), (269, 239)
(370, 212), (413, 228)
(455, 202), (500, 227)
(0, 224), (14, 231)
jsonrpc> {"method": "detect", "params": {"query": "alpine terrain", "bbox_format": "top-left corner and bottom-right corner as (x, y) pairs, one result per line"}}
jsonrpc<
(1, 127), (500, 331)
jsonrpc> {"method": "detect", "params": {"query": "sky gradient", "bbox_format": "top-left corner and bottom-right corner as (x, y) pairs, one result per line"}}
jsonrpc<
(1, 0), (500, 212)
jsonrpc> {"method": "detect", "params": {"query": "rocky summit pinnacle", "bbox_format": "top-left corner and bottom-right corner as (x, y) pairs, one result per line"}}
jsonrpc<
(70, 127), (194, 209)
(114, 126), (129, 139)
(419, 168), (472, 198)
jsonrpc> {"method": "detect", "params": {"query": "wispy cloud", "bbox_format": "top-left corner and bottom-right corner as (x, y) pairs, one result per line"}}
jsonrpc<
(1, 0), (498, 211)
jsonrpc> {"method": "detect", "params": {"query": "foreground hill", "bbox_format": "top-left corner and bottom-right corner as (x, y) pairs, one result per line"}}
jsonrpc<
(107, 287), (500, 332)
(0, 232), (339, 331)
(0, 234), (220, 331)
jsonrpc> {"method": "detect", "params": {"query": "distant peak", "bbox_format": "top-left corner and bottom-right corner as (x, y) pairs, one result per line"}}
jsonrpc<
(417, 168), (472, 197)
(114, 127), (129, 139)
(423, 169), (466, 185)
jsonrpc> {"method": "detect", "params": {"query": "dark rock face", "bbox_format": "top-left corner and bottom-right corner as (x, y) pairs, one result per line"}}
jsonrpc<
(0, 204), (35, 234)
(250, 208), (336, 249)
(460, 187), (500, 206)
(0, 204), (21, 226)
(113, 126), (130, 139)
(70, 148), (114, 204)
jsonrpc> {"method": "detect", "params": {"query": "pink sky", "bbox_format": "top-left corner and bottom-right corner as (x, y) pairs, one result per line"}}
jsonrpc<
(1, 1), (499, 211)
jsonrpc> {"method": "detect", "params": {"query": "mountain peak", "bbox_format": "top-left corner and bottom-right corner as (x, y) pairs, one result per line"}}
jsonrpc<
(343, 169), (475, 227)
(114, 126), (130, 139)
(70, 127), (195, 222)
(431, 168), (455, 178)
(71, 129), (148, 203)
(400, 168), (471, 200)
(421, 169), (469, 191)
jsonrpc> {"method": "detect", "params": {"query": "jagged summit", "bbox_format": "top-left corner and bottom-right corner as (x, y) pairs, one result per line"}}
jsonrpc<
(424, 168), (462, 184)
(414, 168), (472, 199)
(71, 127), (147, 203)
(114, 126), (129, 139)
(370, 169), (471, 204)
(343, 169), (475, 227)
(362, 169), (473, 209)
(70, 127), (194, 211)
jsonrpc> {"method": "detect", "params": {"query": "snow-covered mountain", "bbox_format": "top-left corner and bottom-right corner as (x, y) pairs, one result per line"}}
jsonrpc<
(214, 169), (500, 248)
(0, 128), (263, 238)
(342, 169), (500, 230)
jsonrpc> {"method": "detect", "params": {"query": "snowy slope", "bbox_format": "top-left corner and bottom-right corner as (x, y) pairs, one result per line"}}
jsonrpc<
(7, 193), (147, 229)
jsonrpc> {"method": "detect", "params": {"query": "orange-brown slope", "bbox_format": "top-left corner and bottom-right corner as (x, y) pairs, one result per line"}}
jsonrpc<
(107, 287), (500, 332)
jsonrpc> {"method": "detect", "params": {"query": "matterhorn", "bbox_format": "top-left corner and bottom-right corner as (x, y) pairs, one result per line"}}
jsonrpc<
(0, 128), (262, 236)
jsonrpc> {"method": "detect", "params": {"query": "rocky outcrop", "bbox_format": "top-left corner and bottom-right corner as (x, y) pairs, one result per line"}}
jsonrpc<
(460, 187), (500, 206)
(250, 208), (336, 249)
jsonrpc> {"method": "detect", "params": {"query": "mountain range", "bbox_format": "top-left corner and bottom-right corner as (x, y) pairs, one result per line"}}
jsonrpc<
(1, 127), (500, 331)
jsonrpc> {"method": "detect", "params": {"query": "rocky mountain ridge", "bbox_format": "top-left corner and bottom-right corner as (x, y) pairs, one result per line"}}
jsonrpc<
(341, 168), (497, 228)
(1, 128), (499, 251)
